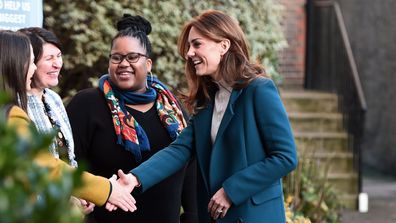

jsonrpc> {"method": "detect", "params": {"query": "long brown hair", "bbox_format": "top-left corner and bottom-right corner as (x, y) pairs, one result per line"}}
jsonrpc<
(178, 10), (266, 113)
(0, 30), (31, 112)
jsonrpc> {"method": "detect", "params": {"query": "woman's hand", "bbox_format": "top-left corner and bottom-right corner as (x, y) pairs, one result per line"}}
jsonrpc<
(78, 198), (95, 214)
(105, 170), (140, 212)
(117, 169), (140, 193)
(106, 174), (137, 212)
(70, 196), (95, 214)
(208, 187), (232, 220)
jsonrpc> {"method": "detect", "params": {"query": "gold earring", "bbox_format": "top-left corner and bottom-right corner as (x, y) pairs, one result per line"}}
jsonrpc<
(149, 71), (153, 82)
(146, 71), (153, 89)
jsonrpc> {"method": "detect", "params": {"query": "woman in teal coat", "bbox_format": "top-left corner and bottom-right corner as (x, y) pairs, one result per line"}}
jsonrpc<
(114, 10), (298, 223)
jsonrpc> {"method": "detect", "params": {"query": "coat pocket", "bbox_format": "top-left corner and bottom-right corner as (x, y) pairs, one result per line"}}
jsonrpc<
(251, 183), (282, 205)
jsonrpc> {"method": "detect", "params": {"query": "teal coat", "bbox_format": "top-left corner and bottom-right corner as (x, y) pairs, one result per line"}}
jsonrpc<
(131, 78), (297, 223)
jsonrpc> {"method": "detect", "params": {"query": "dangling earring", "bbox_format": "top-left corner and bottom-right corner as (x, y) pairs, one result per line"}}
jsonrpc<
(146, 71), (154, 89)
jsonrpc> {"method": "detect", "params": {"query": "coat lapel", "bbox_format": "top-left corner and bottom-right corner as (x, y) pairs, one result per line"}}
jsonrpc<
(194, 102), (214, 193)
(195, 88), (243, 193)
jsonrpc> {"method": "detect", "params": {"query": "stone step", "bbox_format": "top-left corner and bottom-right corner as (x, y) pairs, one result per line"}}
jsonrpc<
(304, 152), (355, 174)
(294, 132), (350, 153)
(327, 173), (359, 194)
(281, 91), (339, 113)
(278, 78), (304, 90)
(289, 112), (344, 132)
(328, 173), (358, 209)
(338, 194), (358, 210)
(281, 90), (358, 210)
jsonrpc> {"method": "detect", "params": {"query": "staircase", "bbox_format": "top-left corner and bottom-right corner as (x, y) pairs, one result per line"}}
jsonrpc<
(281, 90), (358, 209)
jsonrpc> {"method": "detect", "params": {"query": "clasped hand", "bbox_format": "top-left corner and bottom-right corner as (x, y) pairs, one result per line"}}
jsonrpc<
(208, 187), (232, 220)
(106, 169), (140, 212)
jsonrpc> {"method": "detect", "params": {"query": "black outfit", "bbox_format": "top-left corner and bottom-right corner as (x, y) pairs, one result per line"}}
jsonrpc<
(66, 88), (197, 223)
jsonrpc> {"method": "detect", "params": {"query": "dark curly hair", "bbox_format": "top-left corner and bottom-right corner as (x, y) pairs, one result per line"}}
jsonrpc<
(111, 14), (152, 57)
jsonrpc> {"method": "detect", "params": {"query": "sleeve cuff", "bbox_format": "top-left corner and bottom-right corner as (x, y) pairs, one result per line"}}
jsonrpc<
(105, 180), (112, 203)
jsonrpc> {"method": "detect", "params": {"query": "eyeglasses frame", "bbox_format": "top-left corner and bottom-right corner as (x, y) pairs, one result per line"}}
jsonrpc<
(109, 52), (148, 64)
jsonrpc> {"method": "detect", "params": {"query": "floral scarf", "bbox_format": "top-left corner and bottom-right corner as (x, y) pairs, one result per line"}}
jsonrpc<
(98, 74), (187, 162)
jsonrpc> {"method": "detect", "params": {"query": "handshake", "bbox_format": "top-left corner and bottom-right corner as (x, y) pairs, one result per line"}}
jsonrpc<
(106, 169), (140, 212)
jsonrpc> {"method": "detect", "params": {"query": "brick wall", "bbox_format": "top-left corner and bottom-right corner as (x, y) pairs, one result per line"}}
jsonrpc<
(277, 0), (307, 89)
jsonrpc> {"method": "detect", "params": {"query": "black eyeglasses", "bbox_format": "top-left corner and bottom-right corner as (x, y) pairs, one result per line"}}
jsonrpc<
(109, 52), (148, 64)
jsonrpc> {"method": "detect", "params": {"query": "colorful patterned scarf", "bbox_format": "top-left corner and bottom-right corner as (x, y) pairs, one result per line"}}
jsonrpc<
(98, 74), (187, 162)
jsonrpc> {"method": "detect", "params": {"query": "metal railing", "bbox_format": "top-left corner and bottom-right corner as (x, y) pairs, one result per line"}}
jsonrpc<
(305, 0), (367, 197)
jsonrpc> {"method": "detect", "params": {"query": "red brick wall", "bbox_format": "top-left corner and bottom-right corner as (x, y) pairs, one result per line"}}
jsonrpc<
(277, 0), (307, 89)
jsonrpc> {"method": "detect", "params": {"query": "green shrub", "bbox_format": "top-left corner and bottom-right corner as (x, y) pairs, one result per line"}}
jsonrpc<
(0, 96), (84, 223)
(283, 149), (342, 223)
(285, 195), (312, 223)
(43, 0), (286, 98)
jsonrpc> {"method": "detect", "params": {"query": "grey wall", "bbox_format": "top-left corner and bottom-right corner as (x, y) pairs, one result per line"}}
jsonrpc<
(336, 0), (396, 174)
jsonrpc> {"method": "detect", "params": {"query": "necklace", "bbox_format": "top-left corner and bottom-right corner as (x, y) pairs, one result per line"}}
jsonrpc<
(42, 95), (69, 162)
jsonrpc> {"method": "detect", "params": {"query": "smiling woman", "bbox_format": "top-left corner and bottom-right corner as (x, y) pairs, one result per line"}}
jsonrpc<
(18, 27), (76, 168)
(185, 26), (228, 78)
(0, 29), (137, 216)
(108, 36), (152, 92)
(125, 10), (297, 223)
(66, 14), (198, 223)
(18, 27), (99, 212)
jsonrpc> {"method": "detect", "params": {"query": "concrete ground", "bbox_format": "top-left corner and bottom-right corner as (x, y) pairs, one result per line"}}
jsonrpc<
(340, 170), (396, 223)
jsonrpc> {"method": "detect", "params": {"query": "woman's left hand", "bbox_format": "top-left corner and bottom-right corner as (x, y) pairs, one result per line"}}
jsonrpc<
(79, 199), (95, 214)
(208, 187), (232, 220)
(70, 196), (95, 214)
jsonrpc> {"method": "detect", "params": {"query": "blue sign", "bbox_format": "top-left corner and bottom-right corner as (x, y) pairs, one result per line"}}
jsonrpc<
(0, 0), (42, 30)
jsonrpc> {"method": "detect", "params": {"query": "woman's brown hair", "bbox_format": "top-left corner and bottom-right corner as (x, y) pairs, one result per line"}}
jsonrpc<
(0, 30), (31, 112)
(178, 10), (266, 113)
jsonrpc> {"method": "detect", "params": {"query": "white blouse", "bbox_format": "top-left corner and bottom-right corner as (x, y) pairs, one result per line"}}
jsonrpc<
(211, 82), (232, 144)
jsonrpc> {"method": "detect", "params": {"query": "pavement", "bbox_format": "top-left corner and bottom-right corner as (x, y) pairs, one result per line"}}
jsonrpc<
(340, 170), (396, 223)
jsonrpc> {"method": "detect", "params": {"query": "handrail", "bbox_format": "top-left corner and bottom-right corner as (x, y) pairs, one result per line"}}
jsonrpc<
(315, 0), (367, 111)
(306, 0), (368, 204)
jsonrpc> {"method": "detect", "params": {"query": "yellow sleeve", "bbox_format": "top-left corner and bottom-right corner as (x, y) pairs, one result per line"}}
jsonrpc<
(7, 105), (31, 137)
(7, 106), (111, 206)
(34, 152), (111, 206)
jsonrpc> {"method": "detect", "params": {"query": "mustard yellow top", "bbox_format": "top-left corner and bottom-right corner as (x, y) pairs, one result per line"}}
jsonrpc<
(7, 105), (111, 206)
